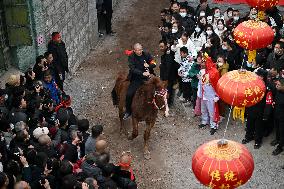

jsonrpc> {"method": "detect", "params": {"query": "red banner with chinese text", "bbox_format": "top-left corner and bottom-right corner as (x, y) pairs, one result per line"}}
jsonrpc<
(213, 0), (284, 5)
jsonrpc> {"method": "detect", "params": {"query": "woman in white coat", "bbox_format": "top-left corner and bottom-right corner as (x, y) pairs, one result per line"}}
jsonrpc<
(191, 24), (207, 52)
(171, 31), (198, 65)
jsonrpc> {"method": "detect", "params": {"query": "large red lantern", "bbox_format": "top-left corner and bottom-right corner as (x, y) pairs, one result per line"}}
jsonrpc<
(192, 139), (254, 189)
(233, 20), (274, 50)
(216, 69), (266, 108)
(246, 0), (279, 10)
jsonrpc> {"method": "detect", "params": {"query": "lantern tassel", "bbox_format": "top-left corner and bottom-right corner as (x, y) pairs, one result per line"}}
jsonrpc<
(247, 50), (256, 65)
(233, 106), (245, 123)
(257, 11), (265, 21)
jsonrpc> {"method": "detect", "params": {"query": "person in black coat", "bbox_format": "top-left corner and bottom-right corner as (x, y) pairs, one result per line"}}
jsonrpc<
(242, 69), (268, 149)
(47, 32), (69, 91)
(221, 38), (242, 71)
(159, 40), (179, 107)
(265, 41), (284, 72)
(195, 0), (212, 18)
(123, 43), (156, 120)
(103, 0), (115, 35)
(271, 77), (284, 155)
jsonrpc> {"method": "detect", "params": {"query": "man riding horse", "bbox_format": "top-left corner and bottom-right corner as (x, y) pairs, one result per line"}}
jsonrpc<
(123, 43), (156, 120)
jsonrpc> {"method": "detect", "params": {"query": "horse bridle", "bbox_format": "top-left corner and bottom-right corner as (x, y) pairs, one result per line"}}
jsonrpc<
(149, 89), (168, 110)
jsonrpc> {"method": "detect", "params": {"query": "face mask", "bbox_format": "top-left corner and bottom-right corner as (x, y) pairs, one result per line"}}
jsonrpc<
(187, 13), (192, 17)
(217, 24), (224, 30)
(228, 12), (233, 17)
(205, 43), (210, 48)
(217, 62), (224, 67)
(195, 27), (201, 33)
(214, 12), (221, 18)
(222, 45), (227, 50)
(274, 49), (280, 55)
(180, 13), (187, 18)
(246, 61), (252, 68)
(233, 16), (239, 21)
(250, 14), (257, 19)
(200, 12), (205, 17)
(172, 28), (178, 34)
(206, 30), (213, 35)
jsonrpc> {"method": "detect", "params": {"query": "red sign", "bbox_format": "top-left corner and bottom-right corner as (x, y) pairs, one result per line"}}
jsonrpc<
(213, 0), (284, 5)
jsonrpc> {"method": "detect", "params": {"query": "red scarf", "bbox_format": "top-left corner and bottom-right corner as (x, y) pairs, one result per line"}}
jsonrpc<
(118, 162), (135, 181)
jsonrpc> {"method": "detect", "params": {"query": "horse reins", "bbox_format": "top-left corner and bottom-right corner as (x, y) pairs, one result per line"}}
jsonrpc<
(149, 89), (168, 110)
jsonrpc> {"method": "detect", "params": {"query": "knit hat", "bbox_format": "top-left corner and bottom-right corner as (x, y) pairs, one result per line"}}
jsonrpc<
(33, 127), (49, 139)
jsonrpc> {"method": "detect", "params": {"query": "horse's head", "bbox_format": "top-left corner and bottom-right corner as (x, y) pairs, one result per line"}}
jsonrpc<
(148, 77), (169, 117)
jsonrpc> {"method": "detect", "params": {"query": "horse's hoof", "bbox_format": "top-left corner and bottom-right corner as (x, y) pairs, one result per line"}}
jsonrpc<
(144, 151), (151, 160)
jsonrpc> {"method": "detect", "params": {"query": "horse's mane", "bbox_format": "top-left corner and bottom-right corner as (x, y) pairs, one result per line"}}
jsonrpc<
(145, 77), (163, 90)
(135, 77), (163, 99)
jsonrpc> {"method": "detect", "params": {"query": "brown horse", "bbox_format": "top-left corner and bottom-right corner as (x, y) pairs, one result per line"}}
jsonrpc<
(112, 72), (169, 159)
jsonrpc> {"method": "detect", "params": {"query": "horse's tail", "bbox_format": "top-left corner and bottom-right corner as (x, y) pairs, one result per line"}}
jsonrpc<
(111, 87), (118, 106)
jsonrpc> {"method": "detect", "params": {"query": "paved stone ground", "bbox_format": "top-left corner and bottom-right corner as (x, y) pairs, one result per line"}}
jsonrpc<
(1, 0), (284, 188)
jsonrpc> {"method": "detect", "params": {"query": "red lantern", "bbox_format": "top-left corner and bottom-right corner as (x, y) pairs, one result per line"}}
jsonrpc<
(192, 139), (254, 189)
(246, 0), (279, 10)
(233, 20), (274, 50)
(216, 70), (266, 107)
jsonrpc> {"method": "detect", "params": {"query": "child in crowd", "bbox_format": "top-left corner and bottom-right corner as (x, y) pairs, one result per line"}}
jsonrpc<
(178, 47), (194, 104)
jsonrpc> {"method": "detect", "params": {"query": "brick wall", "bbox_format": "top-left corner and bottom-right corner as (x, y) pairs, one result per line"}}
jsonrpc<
(41, 0), (95, 72)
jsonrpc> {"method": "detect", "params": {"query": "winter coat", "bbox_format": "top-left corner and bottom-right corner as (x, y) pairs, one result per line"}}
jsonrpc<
(181, 16), (195, 34)
(171, 38), (197, 64)
(188, 63), (200, 89)
(178, 56), (194, 82)
(47, 40), (69, 73)
(8, 107), (27, 125)
(64, 143), (78, 163)
(191, 31), (206, 52)
(160, 50), (177, 81)
(43, 79), (61, 105)
(84, 136), (97, 155)
(266, 52), (284, 72)
(128, 52), (156, 81)
(81, 161), (105, 184)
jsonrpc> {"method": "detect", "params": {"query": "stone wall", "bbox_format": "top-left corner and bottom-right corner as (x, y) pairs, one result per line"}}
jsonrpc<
(11, 0), (118, 72)
(41, 0), (94, 72)
(41, 0), (119, 72)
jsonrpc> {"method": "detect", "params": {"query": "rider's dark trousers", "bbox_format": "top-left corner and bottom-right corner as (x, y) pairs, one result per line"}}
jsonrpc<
(125, 80), (144, 113)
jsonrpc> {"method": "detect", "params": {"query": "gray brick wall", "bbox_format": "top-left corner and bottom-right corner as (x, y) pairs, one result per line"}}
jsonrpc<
(40, 0), (119, 72)
(41, 0), (89, 72)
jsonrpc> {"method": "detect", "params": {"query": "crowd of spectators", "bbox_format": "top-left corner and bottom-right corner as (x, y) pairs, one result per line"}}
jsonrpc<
(158, 0), (284, 152)
(0, 33), (137, 188)
(1, 0), (284, 188)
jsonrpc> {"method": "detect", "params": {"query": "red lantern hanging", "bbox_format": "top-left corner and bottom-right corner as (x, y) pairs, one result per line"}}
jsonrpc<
(246, 0), (279, 10)
(192, 139), (254, 189)
(233, 20), (274, 50)
(216, 69), (266, 108)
